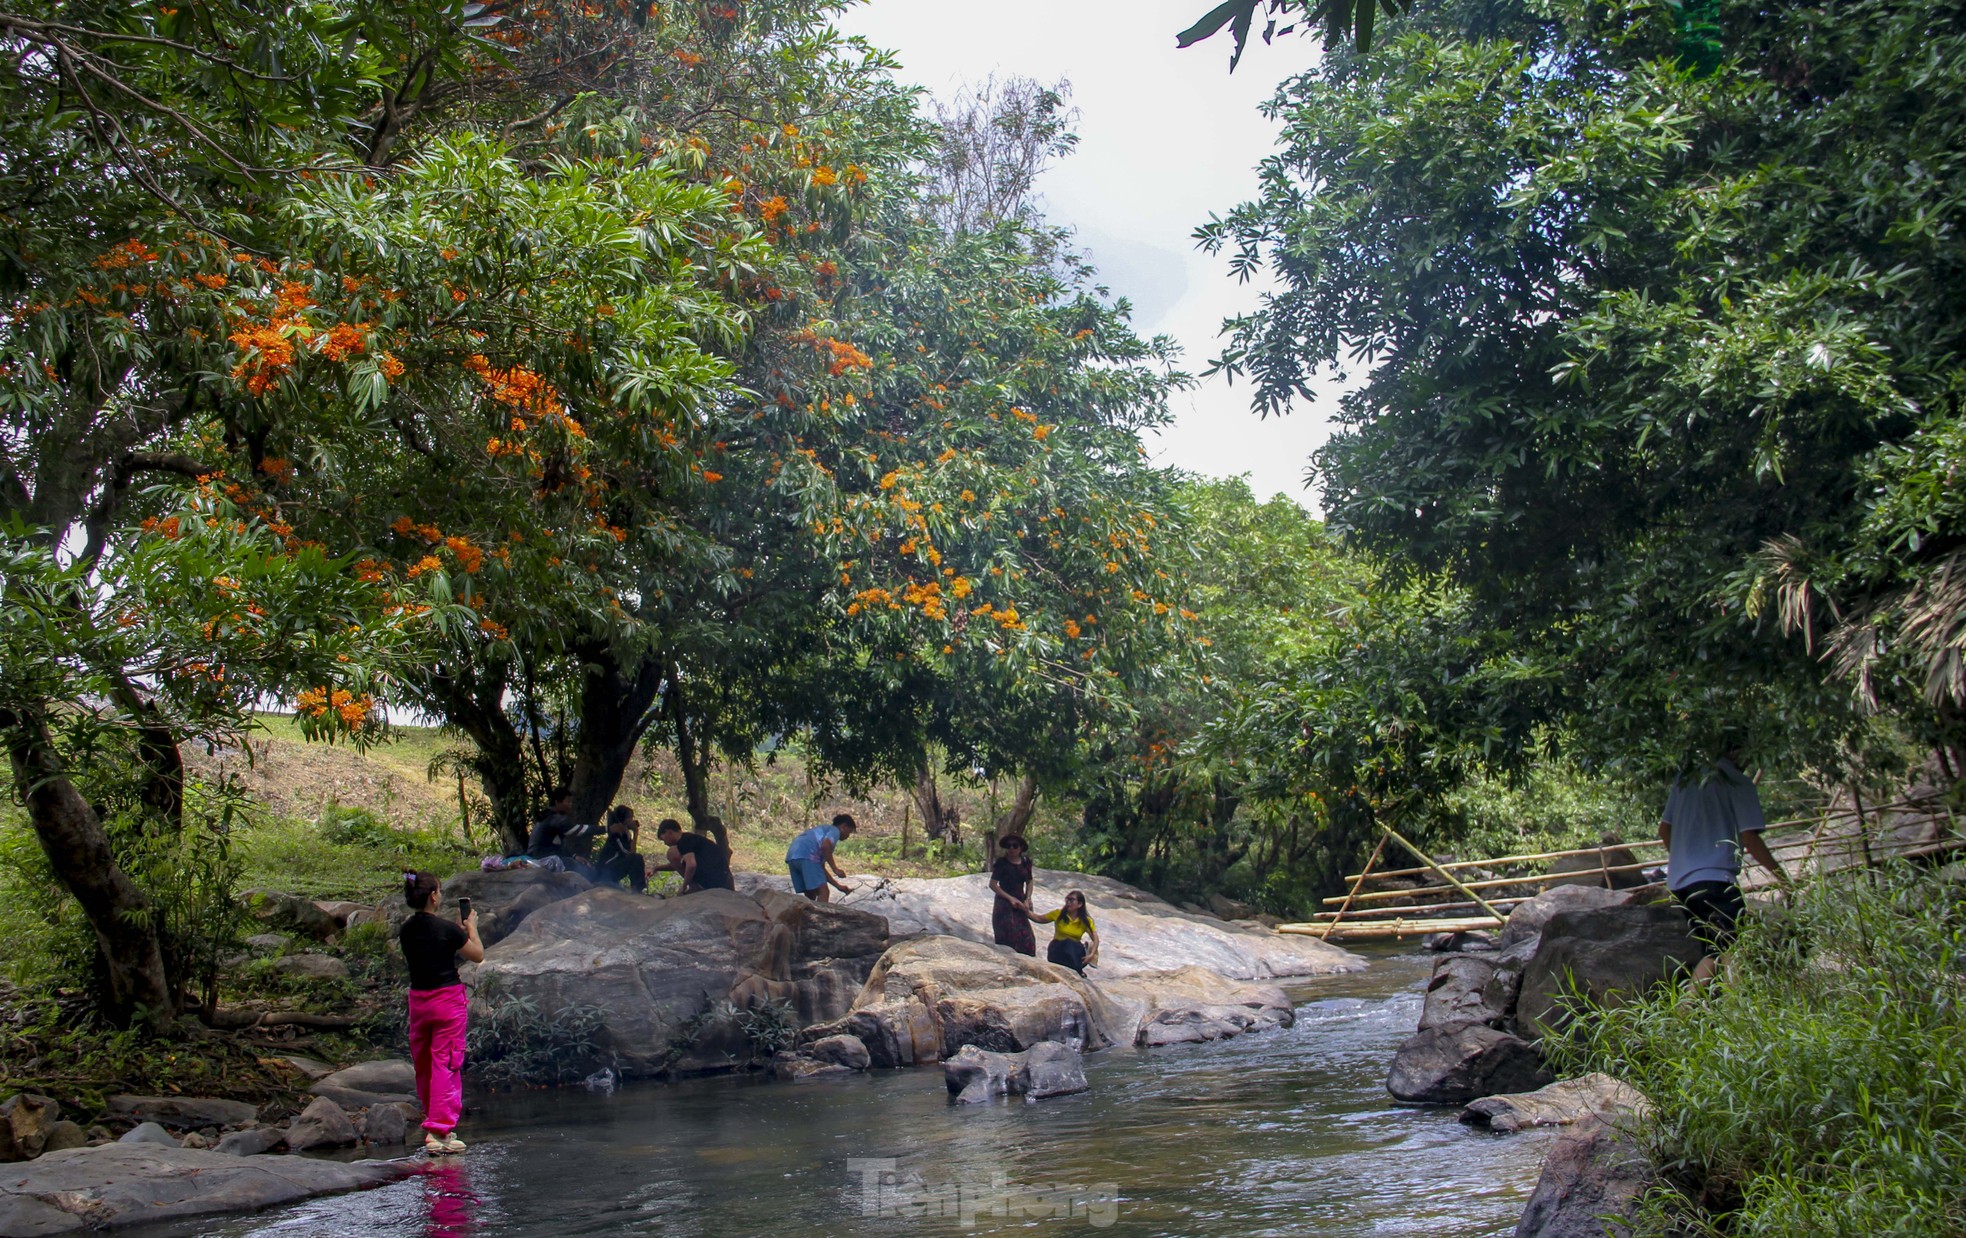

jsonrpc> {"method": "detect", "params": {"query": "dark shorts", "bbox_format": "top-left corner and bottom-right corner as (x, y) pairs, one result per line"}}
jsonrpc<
(788, 858), (826, 894)
(1673, 880), (1745, 955)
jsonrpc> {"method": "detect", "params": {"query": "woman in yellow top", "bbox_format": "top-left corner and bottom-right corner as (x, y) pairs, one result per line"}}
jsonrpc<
(1027, 889), (1098, 974)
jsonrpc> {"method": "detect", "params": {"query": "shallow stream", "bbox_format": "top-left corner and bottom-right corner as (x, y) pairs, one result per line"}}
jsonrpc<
(137, 949), (1553, 1237)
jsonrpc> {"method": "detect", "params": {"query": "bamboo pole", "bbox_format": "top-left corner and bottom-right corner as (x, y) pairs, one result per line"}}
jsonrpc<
(1379, 824), (1508, 923)
(1280, 915), (1505, 940)
(1312, 896), (1531, 920)
(1334, 800), (1937, 885)
(1324, 833), (1388, 938)
(1320, 857), (1657, 906)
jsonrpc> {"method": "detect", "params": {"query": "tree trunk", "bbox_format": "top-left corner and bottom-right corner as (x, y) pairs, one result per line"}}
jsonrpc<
(566, 644), (667, 828)
(420, 659), (532, 853)
(912, 768), (957, 845)
(668, 661), (715, 829)
(0, 707), (173, 1032)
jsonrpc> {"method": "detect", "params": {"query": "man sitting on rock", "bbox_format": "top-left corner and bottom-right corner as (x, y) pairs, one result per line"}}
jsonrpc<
(653, 817), (734, 893)
(594, 805), (647, 892)
(527, 787), (577, 867)
(1659, 750), (1792, 984)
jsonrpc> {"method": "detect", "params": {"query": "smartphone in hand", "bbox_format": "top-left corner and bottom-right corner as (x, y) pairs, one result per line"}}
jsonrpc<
(457, 896), (473, 923)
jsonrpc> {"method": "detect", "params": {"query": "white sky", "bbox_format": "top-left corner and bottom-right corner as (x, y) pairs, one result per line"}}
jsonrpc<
(837, 0), (1345, 508)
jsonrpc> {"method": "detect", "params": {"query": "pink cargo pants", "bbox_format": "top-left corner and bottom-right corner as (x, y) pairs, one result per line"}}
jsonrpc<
(408, 983), (469, 1134)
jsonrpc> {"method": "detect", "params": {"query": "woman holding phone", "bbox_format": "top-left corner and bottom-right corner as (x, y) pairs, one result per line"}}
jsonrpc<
(399, 871), (484, 1155)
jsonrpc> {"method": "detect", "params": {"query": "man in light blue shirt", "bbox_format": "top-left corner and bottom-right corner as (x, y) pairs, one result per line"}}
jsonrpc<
(786, 813), (857, 902)
(1659, 754), (1791, 982)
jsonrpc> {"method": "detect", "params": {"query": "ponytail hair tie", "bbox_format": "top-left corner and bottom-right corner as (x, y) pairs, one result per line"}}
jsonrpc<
(402, 871), (418, 883)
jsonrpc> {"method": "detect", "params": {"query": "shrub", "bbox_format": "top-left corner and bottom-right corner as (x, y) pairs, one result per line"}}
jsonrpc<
(464, 978), (611, 1088)
(1545, 863), (1966, 1236)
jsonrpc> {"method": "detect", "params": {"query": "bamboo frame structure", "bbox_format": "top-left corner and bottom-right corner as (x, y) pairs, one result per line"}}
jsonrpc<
(1276, 792), (1961, 943)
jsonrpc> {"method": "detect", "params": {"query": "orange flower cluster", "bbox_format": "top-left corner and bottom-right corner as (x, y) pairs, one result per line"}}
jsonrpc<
(1063, 618), (1082, 639)
(901, 580), (945, 620)
(257, 457), (295, 483)
(139, 514), (182, 539)
(315, 321), (370, 362)
(464, 354), (564, 418)
(407, 555), (444, 578)
(227, 320), (297, 396)
(379, 352), (406, 380)
(759, 196), (790, 223)
(392, 516), (443, 542)
(478, 618), (509, 640)
(445, 535), (484, 573)
(296, 686), (374, 731)
(94, 239), (158, 270)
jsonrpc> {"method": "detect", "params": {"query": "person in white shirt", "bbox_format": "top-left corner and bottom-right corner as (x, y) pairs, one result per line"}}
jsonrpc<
(1659, 752), (1791, 983)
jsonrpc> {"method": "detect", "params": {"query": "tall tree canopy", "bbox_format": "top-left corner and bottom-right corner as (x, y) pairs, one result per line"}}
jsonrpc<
(1201, 0), (1966, 779)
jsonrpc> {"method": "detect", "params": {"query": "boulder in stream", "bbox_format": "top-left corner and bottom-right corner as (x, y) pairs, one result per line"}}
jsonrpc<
(804, 936), (1124, 1067)
(1462, 1073), (1651, 1134)
(943, 1041), (1088, 1104)
(473, 886), (888, 1077)
(104, 1096), (257, 1132)
(1513, 1114), (1655, 1238)
(0, 1142), (414, 1234)
(283, 1098), (357, 1152)
(1515, 905), (1705, 1037)
(1386, 1023), (1553, 1105)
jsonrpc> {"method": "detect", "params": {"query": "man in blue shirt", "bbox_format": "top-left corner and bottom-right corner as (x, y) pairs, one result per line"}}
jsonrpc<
(1660, 753), (1792, 983)
(786, 813), (857, 902)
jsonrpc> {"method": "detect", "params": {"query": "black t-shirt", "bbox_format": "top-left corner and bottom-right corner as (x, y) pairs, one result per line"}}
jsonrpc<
(528, 810), (573, 858)
(399, 911), (469, 990)
(991, 856), (1032, 902)
(675, 832), (732, 890)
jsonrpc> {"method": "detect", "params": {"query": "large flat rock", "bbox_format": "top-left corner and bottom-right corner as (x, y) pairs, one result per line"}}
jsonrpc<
(821, 869), (1363, 980)
(473, 887), (889, 1077)
(0, 1143), (414, 1235)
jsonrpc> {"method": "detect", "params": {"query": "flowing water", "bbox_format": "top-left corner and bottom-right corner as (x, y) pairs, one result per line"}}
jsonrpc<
(137, 949), (1554, 1237)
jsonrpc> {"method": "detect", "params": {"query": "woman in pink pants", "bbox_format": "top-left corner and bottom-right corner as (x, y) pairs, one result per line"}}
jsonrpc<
(399, 871), (484, 1155)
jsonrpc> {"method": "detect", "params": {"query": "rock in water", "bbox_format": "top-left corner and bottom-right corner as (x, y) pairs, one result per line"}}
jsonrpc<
(1418, 956), (1509, 1031)
(1386, 1023), (1553, 1105)
(474, 887), (889, 1077)
(118, 1123), (179, 1147)
(215, 1127), (286, 1157)
(943, 1042), (1088, 1104)
(360, 1104), (409, 1146)
(1497, 887), (1629, 953)
(804, 1035), (871, 1072)
(805, 936), (1124, 1068)
(0, 1142), (413, 1232)
(1463, 1074), (1651, 1134)
(1022, 1042), (1090, 1098)
(1515, 906), (1706, 1036)
(284, 1098), (358, 1152)
(944, 1044), (1023, 1103)
(1514, 1114), (1655, 1238)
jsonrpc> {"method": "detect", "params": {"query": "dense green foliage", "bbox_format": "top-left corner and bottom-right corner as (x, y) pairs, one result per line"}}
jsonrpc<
(1202, 0), (1966, 783)
(1548, 864), (1966, 1235)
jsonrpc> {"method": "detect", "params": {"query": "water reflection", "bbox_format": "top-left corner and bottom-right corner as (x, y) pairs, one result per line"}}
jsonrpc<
(423, 1161), (481, 1238)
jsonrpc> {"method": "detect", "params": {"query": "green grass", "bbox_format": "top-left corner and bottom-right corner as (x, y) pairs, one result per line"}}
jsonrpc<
(1546, 862), (1966, 1236)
